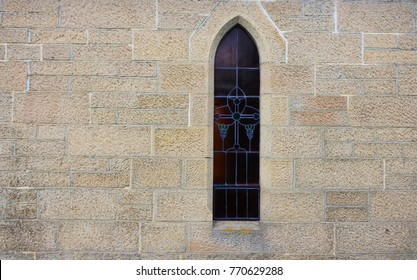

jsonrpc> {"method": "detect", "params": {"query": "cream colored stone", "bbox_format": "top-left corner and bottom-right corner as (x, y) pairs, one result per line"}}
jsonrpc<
(91, 108), (116, 124)
(385, 176), (415, 190)
(42, 45), (71, 61)
(91, 77), (156, 92)
(363, 80), (396, 96)
(326, 191), (368, 206)
(326, 207), (368, 222)
(88, 29), (131, 45)
(286, 32), (361, 64)
(139, 94), (189, 109)
(0, 28), (28, 43)
(262, 95), (288, 126)
(72, 45), (131, 61)
(365, 49), (417, 64)
(185, 159), (209, 189)
(349, 97), (417, 127)
(296, 159), (383, 190)
(68, 126), (151, 157)
(291, 111), (347, 126)
(31, 29), (86, 44)
(338, 2), (414, 33)
(160, 63), (208, 93)
(0, 62), (27, 92)
(27, 156), (109, 172)
(324, 142), (353, 157)
(287, 224), (334, 255)
(316, 65), (343, 79)
(0, 140), (13, 155)
(134, 30), (190, 60)
(290, 96), (347, 111)
(18, 172), (70, 188)
(371, 192), (417, 222)
(154, 127), (208, 157)
(316, 80), (362, 95)
(155, 191), (211, 221)
(37, 125), (66, 140)
(59, 221), (139, 252)
(323, 127), (375, 142)
(343, 65), (396, 80)
(354, 143), (403, 158)
(190, 95), (209, 126)
(159, 0), (217, 14)
(386, 159), (417, 175)
(364, 33), (398, 49)
(276, 16), (333, 32)
(30, 76), (69, 92)
(0, 45), (5, 60)
(117, 204), (152, 221)
(6, 189), (37, 204)
(91, 93), (140, 108)
(132, 158), (182, 189)
(399, 65), (417, 96)
(398, 34), (417, 51)
(5, 204), (37, 219)
(261, 159), (293, 190)
(2, 13), (57, 28)
(118, 109), (188, 125)
(141, 223), (187, 253)
(158, 13), (206, 30)
(61, 0), (156, 29)
(263, 64), (313, 94)
(336, 223), (410, 254)
(262, 192), (323, 222)
(268, 127), (321, 157)
(0, 156), (28, 171)
(118, 190), (153, 205)
(304, 0), (333, 16)
(15, 139), (65, 156)
(73, 172), (130, 188)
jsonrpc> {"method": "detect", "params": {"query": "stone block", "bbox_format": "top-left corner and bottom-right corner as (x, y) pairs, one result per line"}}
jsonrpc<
(91, 92), (140, 108)
(30, 75), (69, 92)
(364, 33), (398, 49)
(2, 0), (57, 13)
(27, 156), (109, 172)
(5, 204), (37, 219)
(0, 124), (37, 140)
(6, 44), (39, 60)
(385, 176), (415, 190)
(68, 126), (151, 157)
(316, 79), (362, 95)
(326, 207), (368, 222)
(276, 16), (333, 32)
(398, 34), (417, 51)
(354, 143), (403, 158)
(343, 65), (396, 80)
(91, 108), (116, 124)
(132, 158), (182, 189)
(88, 29), (131, 44)
(138, 94), (189, 109)
(365, 49), (417, 64)
(268, 127), (321, 157)
(263, 64), (313, 94)
(160, 63), (208, 93)
(18, 171), (70, 188)
(31, 28), (86, 44)
(0, 28), (28, 43)
(155, 191), (211, 222)
(158, 13), (206, 30)
(323, 127), (375, 142)
(73, 172), (130, 188)
(316, 65), (343, 79)
(190, 95), (209, 126)
(117, 204), (152, 221)
(37, 125), (66, 140)
(363, 80), (396, 96)
(324, 142), (352, 157)
(159, 0), (218, 14)
(261, 159), (293, 190)
(0, 62), (27, 92)
(6, 189), (37, 204)
(118, 190), (153, 205)
(262, 192), (323, 222)
(262, 95), (288, 126)
(0, 156), (28, 171)
(61, 0), (156, 29)
(291, 111), (347, 126)
(15, 139), (65, 156)
(59, 221), (139, 252)
(338, 2), (414, 33)
(141, 223), (187, 253)
(0, 252), (35, 260)
(0, 140), (13, 155)
(154, 127), (208, 157)
(117, 109), (188, 125)
(262, 0), (302, 19)
(399, 65), (417, 96)
(371, 192), (417, 222)
(290, 96), (347, 111)
(287, 224), (334, 255)
(386, 159), (417, 175)
(14, 93), (90, 124)
(0, 45), (5, 60)
(39, 189), (117, 220)
(134, 30), (190, 60)
(296, 159), (383, 190)
(2, 13), (57, 28)
(71, 45), (131, 61)
(336, 223), (410, 254)
(326, 191), (368, 206)
(0, 221), (58, 251)
(185, 159), (208, 189)
(42, 45), (72, 61)
(286, 32), (361, 64)
(349, 97), (417, 127)
(304, 0), (334, 16)
(91, 77), (156, 92)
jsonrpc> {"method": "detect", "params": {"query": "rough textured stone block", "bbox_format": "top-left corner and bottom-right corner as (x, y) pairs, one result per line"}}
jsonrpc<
(343, 65), (396, 80)
(138, 94), (189, 109)
(134, 30), (189, 60)
(363, 80), (396, 96)
(326, 192), (368, 206)
(399, 65), (417, 96)
(263, 64), (313, 94)
(6, 189), (37, 204)
(91, 77), (156, 92)
(154, 127), (208, 157)
(385, 176), (415, 190)
(30, 75), (69, 91)
(354, 143), (403, 158)
(158, 13), (206, 30)
(27, 156), (108, 172)
(5, 204), (37, 219)
(68, 126), (151, 157)
(117, 109), (188, 125)
(19, 171), (70, 188)
(291, 111), (347, 126)
(268, 127), (321, 157)
(338, 2), (414, 33)
(290, 96), (347, 111)
(159, 0), (218, 14)
(286, 32), (361, 64)
(15, 139), (65, 156)
(365, 49), (417, 64)
(349, 97), (417, 127)
(0, 45), (5, 60)
(287, 224), (334, 255)
(374, 128), (417, 142)
(72, 45), (132, 61)
(386, 159), (417, 175)
(261, 159), (293, 190)
(155, 191), (211, 221)
(371, 192), (417, 222)
(324, 142), (352, 157)
(0, 62), (27, 92)
(304, 0), (333, 16)
(323, 127), (374, 142)
(0, 140), (13, 155)
(73, 172), (130, 188)
(0, 221), (58, 251)
(31, 29), (86, 44)
(326, 207), (368, 222)
(276, 16), (333, 32)
(190, 95), (209, 126)
(316, 79), (362, 95)
(262, 0), (302, 19)
(6, 44), (40, 60)
(37, 125), (66, 140)
(185, 159), (208, 189)
(91, 92), (140, 108)
(132, 158), (182, 189)
(398, 34), (417, 51)
(336, 223), (410, 254)
(119, 190), (153, 205)
(88, 29), (131, 44)
(262, 192), (323, 222)
(118, 204), (152, 221)
(2, 13), (57, 28)
(14, 93), (90, 124)
(59, 221), (139, 252)
(61, 0), (156, 29)
(296, 159), (383, 190)
(0, 28), (28, 43)
(39, 189), (117, 220)
(141, 223), (187, 253)
(0, 157), (27, 172)
(42, 45), (72, 61)
(364, 33), (398, 49)
(262, 95), (288, 126)
(160, 63), (208, 93)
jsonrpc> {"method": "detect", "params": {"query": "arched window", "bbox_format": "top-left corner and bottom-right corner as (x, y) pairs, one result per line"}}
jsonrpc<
(213, 25), (260, 220)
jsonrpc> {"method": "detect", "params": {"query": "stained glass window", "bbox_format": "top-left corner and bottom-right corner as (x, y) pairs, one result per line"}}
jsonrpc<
(213, 25), (260, 220)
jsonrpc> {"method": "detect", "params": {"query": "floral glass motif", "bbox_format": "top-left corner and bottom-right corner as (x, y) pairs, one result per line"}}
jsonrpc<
(213, 25), (260, 220)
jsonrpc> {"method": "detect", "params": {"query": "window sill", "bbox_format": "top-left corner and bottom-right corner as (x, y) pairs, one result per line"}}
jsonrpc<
(212, 221), (261, 233)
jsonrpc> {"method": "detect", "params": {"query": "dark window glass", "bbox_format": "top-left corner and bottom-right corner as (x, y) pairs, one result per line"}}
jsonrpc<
(213, 25), (260, 220)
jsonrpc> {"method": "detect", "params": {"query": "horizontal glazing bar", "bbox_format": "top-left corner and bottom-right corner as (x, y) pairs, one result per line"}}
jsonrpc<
(215, 67), (259, 70)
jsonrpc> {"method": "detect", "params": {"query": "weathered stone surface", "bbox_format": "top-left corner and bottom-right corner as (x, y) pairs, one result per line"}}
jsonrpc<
(364, 33), (398, 49)
(59, 221), (139, 252)
(385, 176), (415, 190)
(42, 45), (72, 61)
(91, 77), (156, 92)
(287, 224), (334, 255)
(304, 0), (333, 16)
(363, 80), (396, 96)
(72, 45), (132, 61)
(286, 32), (361, 64)
(324, 142), (352, 157)
(326, 207), (368, 222)
(18, 171), (70, 188)
(262, 95), (288, 126)
(338, 2), (414, 33)
(185, 159), (208, 189)
(160, 63), (208, 93)
(365, 49), (417, 64)
(336, 223), (410, 254)
(155, 191), (211, 221)
(323, 127), (375, 142)
(31, 28), (87, 44)
(39, 189), (117, 220)
(154, 127), (208, 157)
(141, 223), (187, 253)
(118, 190), (153, 205)
(190, 95), (209, 126)
(0, 28), (28, 43)
(159, 0), (218, 14)
(262, 192), (323, 222)
(268, 127), (321, 157)
(0, 62), (27, 92)
(15, 139), (65, 156)
(117, 109), (188, 125)
(6, 44), (41, 60)
(0, 221), (58, 251)
(68, 126), (151, 156)
(134, 30), (190, 60)
(5, 204), (37, 219)
(290, 96), (347, 111)
(27, 156), (108, 172)
(371, 192), (417, 222)
(6, 189), (37, 204)
(88, 29), (131, 45)
(349, 97), (417, 127)
(158, 13), (206, 30)
(399, 65), (417, 96)
(342, 65), (396, 80)
(132, 158), (182, 189)
(73, 172), (130, 188)
(118, 204), (152, 221)
(263, 64), (313, 94)
(316, 79), (362, 95)
(61, 0), (156, 29)
(0, 140), (13, 155)
(291, 111), (347, 126)
(326, 192), (368, 206)
(138, 94), (189, 109)
(14, 93), (90, 124)
(2, 13), (57, 28)
(261, 159), (293, 190)
(37, 125), (66, 140)
(296, 159), (383, 190)
(354, 143), (404, 158)
(276, 16), (333, 32)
